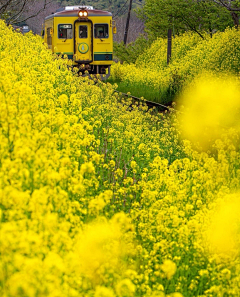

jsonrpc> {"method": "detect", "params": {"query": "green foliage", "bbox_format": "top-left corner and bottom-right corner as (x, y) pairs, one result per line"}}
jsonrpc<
(211, 0), (240, 27)
(113, 34), (154, 63)
(138, 0), (233, 39)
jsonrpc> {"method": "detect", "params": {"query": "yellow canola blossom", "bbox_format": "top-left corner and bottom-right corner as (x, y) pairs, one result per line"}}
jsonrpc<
(203, 193), (240, 257)
(68, 214), (136, 283)
(95, 286), (116, 297)
(160, 260), (177, 280)
(178, 73), (240, 150)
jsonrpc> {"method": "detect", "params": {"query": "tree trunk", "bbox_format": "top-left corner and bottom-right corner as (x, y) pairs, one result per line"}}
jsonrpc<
(231, 11), (239, 29)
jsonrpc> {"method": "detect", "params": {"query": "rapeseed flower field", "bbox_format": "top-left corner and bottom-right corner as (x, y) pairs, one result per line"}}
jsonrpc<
(0, 20), (240, 297)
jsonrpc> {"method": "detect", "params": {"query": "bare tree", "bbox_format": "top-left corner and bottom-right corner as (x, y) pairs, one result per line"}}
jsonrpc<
(0, 0), (57, 28)
(24, 0), (60, 34)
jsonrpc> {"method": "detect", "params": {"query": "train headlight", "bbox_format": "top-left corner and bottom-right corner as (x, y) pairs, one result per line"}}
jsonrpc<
(78, 10), (88, 18)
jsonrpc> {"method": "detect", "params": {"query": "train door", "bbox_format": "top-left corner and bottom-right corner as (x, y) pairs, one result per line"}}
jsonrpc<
(75, 22), (92, 62)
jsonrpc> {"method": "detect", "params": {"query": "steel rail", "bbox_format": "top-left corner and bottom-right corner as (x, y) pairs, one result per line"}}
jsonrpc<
(88, 77), (176, 112)
(114, 90), (173, 111)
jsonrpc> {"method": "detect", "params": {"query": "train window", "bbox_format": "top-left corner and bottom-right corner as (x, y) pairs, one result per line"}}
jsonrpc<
(58, 24), (73, 39)
(94, 24), (109, 38)
(79, 25), (87, 38)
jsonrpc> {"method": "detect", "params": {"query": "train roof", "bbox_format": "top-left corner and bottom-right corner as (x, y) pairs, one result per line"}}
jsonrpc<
(45, 6), (112, 20)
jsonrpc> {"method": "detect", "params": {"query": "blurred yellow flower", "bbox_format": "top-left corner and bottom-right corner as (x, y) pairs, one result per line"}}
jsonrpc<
(179, 73), (240, 150)
(160, 260), (177, 280)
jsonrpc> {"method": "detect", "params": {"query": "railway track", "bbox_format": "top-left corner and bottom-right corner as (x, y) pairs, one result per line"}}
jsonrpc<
(114, 90), (173, 112)
(91, 76), (174, 112)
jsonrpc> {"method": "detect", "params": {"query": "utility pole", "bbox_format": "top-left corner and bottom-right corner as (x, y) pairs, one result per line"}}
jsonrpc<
(167, 29), (172, 65)
(124, 0), (133, 45)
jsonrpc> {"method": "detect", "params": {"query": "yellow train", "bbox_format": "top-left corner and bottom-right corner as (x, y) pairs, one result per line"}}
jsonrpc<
(42, 5), (116, 77)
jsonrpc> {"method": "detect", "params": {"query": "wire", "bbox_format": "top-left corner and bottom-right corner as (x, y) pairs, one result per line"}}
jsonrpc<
(114, 5), (129, 20)
(113, 0), (129, 18)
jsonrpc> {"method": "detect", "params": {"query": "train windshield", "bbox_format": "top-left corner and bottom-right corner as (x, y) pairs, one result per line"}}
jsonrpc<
(94, 24), (108, 38)
(79, 25), (87, 38)
(58, 24), (73, 39)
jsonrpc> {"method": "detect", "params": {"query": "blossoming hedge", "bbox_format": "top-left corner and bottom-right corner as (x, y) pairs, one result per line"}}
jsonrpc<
(0, 20), (240, 297)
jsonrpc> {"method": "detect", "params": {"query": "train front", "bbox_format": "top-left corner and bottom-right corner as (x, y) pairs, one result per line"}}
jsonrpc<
(45, 6), (115, 78)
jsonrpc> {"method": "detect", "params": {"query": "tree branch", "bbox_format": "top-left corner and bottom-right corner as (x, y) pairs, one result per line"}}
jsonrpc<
(11, 0), (55, 24)
(7, 0), (28, 25)
(213, 0), (240, 11)
(180, 13), (205, 39)
(0, 0), (14, 15)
